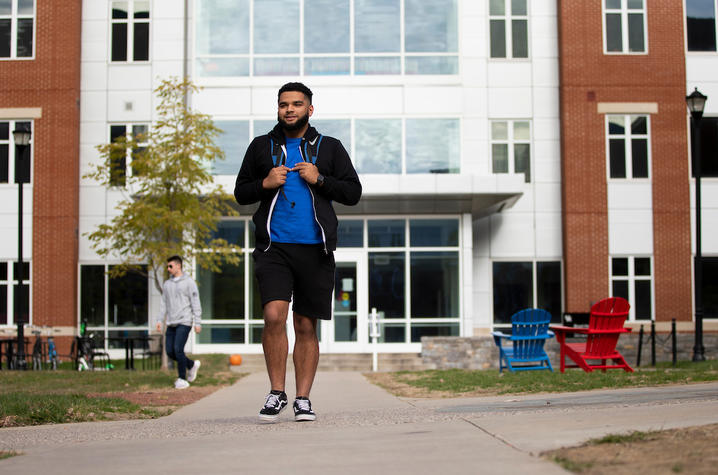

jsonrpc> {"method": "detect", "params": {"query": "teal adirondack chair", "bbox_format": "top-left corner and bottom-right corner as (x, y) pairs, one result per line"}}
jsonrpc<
(492, 308), (554, 373)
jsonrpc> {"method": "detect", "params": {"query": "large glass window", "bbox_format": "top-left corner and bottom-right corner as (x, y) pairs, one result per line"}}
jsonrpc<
(195, 220), (263, 344)
(0, 120), (32, 184)
(492, 261), (562, 325)
(690, 117), (718, 178)
(703, 257), (718, 319)
(406, 119), (460, 173)
(604, 0), (646, 54)
(80, 264), (148, 334)
(491, 120), (531, 182)
(0, 0), (34, 59)
(368, 218), (461, 342)
(0, 261), (30, 326)
(195, 0), (458, 77)
(611, 256), (652, 320)
(687, 0), (717, 51)
(355, 119), (401, 173)
(213, 121), (249, 176)
(108, 123), (149, 186)
(489, 0), (528, 59)
(607, 115), (650, 179)
(111, 0), (150, 62)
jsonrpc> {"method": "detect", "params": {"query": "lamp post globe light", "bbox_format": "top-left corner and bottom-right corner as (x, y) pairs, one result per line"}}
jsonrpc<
(12, 125), (31, 370)
(686, 88), (707, 362)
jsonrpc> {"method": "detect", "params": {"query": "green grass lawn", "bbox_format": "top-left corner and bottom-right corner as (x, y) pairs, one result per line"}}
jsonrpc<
(380, 360), (718, 396)
(0, 354), (240, 427)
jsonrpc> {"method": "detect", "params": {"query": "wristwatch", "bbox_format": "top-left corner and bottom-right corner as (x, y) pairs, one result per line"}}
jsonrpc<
(315, 174), (325, 187)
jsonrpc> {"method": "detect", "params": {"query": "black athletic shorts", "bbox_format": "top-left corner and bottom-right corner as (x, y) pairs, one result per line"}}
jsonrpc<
(252, 242), (336, 320)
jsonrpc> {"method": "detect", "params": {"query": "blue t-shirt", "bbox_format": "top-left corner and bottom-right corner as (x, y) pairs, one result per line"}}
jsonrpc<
(270, 137), (323, 244)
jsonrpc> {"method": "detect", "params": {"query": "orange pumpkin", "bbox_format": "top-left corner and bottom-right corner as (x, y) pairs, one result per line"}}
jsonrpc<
(229, 354), (243, 366)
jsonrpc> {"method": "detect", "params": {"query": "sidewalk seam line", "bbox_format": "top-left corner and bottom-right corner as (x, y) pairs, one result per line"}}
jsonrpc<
(462, 417), (531, 454)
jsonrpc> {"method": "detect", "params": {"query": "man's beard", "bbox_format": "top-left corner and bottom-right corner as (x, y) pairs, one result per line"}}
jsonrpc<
(278, 112), (309, 131)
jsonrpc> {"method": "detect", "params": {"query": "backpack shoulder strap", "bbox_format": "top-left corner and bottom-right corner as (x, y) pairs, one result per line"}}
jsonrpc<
(305, 134), (323, 165)
(270, 138), (284, 166)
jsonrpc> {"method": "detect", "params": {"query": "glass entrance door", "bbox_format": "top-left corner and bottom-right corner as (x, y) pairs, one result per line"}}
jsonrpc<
(321, 251), (367, 352)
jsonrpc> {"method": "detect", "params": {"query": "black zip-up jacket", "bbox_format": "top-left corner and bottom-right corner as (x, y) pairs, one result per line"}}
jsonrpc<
(234, 124), (362, 252)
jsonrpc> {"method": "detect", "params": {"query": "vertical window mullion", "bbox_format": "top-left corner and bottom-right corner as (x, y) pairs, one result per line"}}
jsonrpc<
(299, 0), (304, 75)
(404, 221), (410, 343)
(400, 0), (405, 74)
(349, 0), (355, 74)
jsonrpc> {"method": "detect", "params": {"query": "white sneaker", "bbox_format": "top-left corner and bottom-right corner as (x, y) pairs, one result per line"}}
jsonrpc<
(174, 378), (190, 389)
(187, 360), (201, 383)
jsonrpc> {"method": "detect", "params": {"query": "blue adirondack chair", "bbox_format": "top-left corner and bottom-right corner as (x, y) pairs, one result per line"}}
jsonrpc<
(492, 308), (554, 373)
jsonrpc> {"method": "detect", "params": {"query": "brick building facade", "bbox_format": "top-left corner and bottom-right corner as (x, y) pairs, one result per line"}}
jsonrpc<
(558, 0), (694, 325)
(0, 1), (82, 353)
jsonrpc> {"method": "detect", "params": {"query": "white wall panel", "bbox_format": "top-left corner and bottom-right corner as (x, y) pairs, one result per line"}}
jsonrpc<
(107, 90), (153, 121)
(535, 211), (563, 257)
(607, 182), (652, 209)
(150, 61), (186, 84)
(534, 182), (561, 211)
(82, 0), (107, 20)
(533, 140), (561, 183)
(107, 66), (152, 90)
(192, 88), (251, 117)
(488, 88), (532, 118)
(531, 58), (559, 87)
(489, 212), (536, 257)
(533, 87), (559, 118)
(318, 87), (403, 116)
(81, 91), (107, 122)
(404, 87), (463, 115)
(79, 186), (109, 217)
(608, 209), (654, 255)
(81, 62), (108, 92)
(81, 21), (108, 62)
(487, 63), (533, 88)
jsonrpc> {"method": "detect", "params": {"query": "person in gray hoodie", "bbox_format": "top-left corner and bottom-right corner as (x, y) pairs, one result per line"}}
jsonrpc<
(155, 255), (202, 389)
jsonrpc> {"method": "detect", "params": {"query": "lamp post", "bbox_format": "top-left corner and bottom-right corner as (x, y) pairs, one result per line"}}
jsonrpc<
(12, 125), (31, 370)
(686, 88), (707, 362)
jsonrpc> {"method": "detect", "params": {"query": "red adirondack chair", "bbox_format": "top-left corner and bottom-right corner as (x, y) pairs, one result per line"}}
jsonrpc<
(551, 297), (634, 373)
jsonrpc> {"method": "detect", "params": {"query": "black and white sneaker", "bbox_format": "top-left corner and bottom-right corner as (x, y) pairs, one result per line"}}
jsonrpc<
(258, 391), (288, 422)
(293, 397), (316, 422)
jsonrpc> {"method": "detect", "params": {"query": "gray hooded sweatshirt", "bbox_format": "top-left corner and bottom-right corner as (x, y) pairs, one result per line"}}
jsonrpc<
(157, 273), (202, 327)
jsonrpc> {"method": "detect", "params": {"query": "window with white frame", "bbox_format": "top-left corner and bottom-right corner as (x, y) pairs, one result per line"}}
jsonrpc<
(489, 0), (529, 59)
(686, 0), (717, 51)
(0, 0), (34, 59)
(491, 120), (531, 182)
(611, 256), (652, 320)
(604, 0), (646, 53)
(0, 120), (33, 184)
(195, 0), (458, 77)
(80, 264), (149, 349)
(211, 118), (460, 176)
(607, 115), (649, 179)
(492, 261), (562, 325)
(196, 220), (265, 345)
(111, 0), (150, 62)
(108, 123), (149, 187)
(0, 262), (30, 326)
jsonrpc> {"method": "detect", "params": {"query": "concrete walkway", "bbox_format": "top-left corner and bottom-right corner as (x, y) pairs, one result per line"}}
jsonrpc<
(1, 372), (718, 474)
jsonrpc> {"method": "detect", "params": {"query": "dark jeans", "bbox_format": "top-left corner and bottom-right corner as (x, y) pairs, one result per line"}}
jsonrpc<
(165, 324), (194, 380)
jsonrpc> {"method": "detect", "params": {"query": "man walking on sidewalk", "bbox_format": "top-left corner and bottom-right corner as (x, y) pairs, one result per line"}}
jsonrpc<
(156, 255), (202, 389)
(234, 82), (361, 421)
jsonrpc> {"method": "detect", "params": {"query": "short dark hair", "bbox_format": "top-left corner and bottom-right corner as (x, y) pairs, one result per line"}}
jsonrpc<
(167, 255), (183, 267)
(278, 82), (313, 104)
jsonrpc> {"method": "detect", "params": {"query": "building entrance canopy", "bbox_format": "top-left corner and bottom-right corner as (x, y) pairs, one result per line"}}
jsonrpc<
(234, 175), (523, 220)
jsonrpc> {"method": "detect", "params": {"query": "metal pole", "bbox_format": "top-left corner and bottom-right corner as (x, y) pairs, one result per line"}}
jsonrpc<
(370, 307), (378, 372)
(691, 115), (706, 361)
(650, 320), (656, 367)
(636, 324), (643, 367)
(671, 318), (677, 366)
(15, 142), (27, 370)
